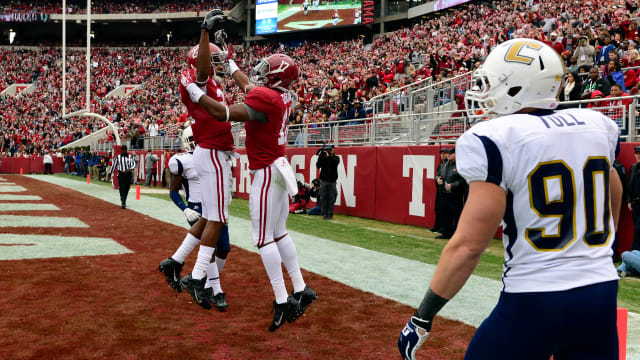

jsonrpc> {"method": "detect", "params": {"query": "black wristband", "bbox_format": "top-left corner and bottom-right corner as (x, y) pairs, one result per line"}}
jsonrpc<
(414, 288), (449, 322)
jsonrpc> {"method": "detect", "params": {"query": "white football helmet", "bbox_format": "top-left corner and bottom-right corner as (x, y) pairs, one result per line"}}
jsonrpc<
(465, 39), (564, 117)
(181, 126), (196, 152)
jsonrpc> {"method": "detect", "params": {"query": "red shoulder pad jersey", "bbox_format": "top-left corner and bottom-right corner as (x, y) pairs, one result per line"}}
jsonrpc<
(244, 87), (293, 170)
(179, 68), (233, 151)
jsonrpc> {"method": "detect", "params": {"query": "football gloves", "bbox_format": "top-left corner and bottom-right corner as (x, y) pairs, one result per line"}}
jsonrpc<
(213, 29), (228, 47)
(398, 316), (432, 360)
(183, 208), (201, 223)
(201, 9), (226, 36)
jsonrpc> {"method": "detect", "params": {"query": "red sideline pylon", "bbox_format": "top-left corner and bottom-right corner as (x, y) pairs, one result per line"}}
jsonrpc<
(618, 307), (628, 360)
(136, 185), (141, 200)
(20, 168), (23, 176)
(87, 174), (91, 184)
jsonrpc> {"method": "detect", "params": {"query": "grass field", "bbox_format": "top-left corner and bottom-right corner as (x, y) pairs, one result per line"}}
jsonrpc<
(56, 174), (640, 314)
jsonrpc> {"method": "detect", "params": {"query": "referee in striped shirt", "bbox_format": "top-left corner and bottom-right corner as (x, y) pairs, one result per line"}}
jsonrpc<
(110, 145), (136, 209)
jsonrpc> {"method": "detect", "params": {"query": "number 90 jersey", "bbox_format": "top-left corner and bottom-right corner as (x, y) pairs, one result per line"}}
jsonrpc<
(244, 87), (294, 170)
(456, 108), (620, 293)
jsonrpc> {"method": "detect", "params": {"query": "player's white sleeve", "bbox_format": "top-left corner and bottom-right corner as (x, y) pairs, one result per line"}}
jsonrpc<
(602, 113), (620, 166)
(456, 130), (507, 191)
(168, 155), (181, 175)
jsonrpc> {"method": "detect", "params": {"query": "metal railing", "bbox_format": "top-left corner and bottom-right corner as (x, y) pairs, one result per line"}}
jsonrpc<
(409, 72), (473, 115)
(90, 134), (183, 152)
(89, 95), (639, 152)
(82, 96), (640, 153)
(232, 96), (638, 147)
(559, 96), (636, 137)
(369, 76), (433, 117)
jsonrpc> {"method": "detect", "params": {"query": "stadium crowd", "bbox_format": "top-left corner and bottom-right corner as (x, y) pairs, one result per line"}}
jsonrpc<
(3, 0), (640, 157)
(1, 0), (234, 14)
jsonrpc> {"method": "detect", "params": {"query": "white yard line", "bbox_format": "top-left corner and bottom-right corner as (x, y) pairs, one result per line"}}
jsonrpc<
(0, 203), (60, 211)
(0, 234), (132, 260)
(0, 215), (88, 228)
(0, 186), (27, 193)
(0, 195), (42, 201)
(27, 174), (640, 359)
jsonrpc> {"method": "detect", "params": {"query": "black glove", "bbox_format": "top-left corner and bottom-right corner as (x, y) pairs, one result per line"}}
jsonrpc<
(213, 29), (228, 47)
(201, 9), (225, 35)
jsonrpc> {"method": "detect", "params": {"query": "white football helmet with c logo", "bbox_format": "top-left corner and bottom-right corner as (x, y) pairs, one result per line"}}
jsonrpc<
(181, 126), (196, 152)
(465, 39), (564, 117)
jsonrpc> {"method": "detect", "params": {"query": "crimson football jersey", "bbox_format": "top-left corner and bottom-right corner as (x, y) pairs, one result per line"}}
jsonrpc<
(179, 68), (233, 151)
(244, 87), (293, 170)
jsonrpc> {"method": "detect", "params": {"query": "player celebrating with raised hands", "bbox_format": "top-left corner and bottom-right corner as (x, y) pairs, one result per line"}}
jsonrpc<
(399, 39), (623, 360)
(173, 9), (234, 311)
(184, 23), (317, 332)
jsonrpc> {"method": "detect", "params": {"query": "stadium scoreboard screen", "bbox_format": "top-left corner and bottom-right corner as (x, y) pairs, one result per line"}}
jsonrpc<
(256, 0), (364, 35)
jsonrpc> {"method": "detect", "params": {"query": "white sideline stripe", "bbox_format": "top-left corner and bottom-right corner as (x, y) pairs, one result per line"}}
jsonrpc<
(0, 234), (132, 260)
(0, 182), (16, 185)
(26, 175), (640, 359)
(0, 195), (42, 201)
(0, 215), (88, 228)
(0, 186), (26, 192)
(0, 203), (60, 211)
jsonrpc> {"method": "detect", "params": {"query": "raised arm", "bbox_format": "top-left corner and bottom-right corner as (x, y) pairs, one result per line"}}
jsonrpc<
(195, 30), (211, 85)
(197, 9), (226, 84)
(228, 61), (256, 94)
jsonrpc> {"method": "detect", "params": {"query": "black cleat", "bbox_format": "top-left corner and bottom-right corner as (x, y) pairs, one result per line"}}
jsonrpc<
(269, 296), (298, 332)
(158, 257), (183, 293)
(289, 286), (318, 322)
(213, 292), (228, 312)
(180, 274), (211, 310)
(204, 288), (229, 312)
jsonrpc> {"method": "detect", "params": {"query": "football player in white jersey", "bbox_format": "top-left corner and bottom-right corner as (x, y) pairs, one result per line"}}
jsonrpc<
(399, 39), (623, 360)
(158, 126), (231, 312)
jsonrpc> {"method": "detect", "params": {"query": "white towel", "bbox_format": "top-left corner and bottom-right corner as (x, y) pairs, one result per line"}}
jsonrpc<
(273, 157), (298, 197)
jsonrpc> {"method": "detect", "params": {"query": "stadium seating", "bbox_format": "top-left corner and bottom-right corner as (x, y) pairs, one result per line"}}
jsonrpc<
(2, 0), (233, 14)
(2, 0), (640, 156)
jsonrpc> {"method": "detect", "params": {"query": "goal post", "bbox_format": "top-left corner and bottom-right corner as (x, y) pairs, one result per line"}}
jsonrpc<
(60, 0), (120, 147)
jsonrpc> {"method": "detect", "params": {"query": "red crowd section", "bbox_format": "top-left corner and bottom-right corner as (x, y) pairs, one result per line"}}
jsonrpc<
(1, 0), (234, 14)
(3, 0), (640, 158)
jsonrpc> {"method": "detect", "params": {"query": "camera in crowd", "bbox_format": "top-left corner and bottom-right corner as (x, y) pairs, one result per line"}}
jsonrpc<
(316, 143), (335, 157)
(296, 178), (320, 194)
